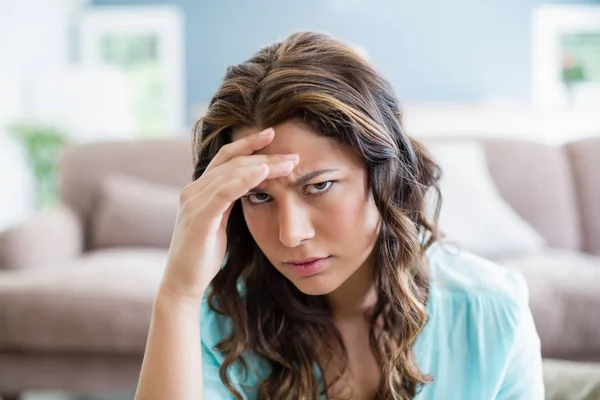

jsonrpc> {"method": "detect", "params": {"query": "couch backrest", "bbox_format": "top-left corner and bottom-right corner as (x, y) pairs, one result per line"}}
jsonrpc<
(59, 135), (586, 252)
(59, 137), (193, 248)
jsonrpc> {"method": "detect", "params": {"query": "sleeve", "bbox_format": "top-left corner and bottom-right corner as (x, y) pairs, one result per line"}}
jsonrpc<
(201, 336), (235, 399)
(496, 273), (545, 400)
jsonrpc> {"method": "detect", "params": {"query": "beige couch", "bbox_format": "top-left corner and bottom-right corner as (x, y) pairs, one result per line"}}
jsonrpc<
(1, 136), (600, 399)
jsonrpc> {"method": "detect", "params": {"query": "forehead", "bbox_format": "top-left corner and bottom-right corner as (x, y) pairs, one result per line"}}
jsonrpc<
(232, 120), (350, 162)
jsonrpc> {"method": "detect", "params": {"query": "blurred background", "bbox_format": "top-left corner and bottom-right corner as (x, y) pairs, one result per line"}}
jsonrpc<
(1, 1), (600, 399)
(1, 0), (599, 227)
(1, 0), (600, 229)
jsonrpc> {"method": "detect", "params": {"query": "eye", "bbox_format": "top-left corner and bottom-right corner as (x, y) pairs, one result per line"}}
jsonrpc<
(305, 181), (334, 195)
(246, 192), (272, 204)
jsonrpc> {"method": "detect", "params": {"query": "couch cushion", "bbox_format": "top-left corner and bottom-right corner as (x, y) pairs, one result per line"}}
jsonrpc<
(543, 358), (600, 400)
(482, 139), (581, 251)
(425, 141), (547, 259)
(0, 248), (167, 353)
(90, 175), (179, 250)
(499, 249), (600, 362)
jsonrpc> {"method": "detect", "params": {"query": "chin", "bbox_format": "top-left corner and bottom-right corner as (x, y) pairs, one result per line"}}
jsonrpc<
(289, 276), (341, 297)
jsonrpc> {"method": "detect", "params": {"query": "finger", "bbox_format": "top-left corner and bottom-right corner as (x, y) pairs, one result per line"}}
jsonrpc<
(206, 127), (275, 172)
(203, 164), (270, 217)
(193, 153), (299, 193)
(221, 202), (235, 231)
(193, 160), (297, 205)
(198, 161), (296, 216)
(219, 153), (299, 170)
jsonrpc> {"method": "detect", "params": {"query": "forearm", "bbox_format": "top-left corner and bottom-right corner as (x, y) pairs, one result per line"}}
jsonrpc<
(135, 290), (204, 400)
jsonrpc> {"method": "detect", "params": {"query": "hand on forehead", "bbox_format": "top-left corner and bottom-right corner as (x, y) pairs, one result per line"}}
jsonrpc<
(232, 120), (341, 160)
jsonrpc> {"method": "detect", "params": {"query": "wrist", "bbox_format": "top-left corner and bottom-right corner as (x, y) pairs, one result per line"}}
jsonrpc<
(156, 283), (207, 310)
(158, 267), (211, 302)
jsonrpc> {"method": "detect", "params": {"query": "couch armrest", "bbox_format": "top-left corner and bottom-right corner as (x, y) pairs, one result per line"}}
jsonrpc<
(0, 206), (83, 270)
(566, 138), (600, 255)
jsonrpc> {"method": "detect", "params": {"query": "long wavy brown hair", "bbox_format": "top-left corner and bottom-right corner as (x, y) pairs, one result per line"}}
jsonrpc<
(192, 31), (443, 400)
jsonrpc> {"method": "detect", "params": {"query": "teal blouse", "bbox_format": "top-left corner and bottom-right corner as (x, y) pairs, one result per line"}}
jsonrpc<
(200, 242), (545, 399)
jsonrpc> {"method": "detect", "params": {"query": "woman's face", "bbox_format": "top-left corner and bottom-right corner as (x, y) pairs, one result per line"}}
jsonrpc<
(233, 120), (381, 296)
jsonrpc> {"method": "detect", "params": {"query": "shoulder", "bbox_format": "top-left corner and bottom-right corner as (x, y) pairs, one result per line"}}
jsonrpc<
(420, 241), (533, 356)
(420, 240), (533, 354)
(416, 242), (543, 398)
(425, 241), (529, 309)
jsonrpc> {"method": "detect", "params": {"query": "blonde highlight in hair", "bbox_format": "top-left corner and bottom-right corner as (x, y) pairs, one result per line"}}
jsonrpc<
(193, 31), (442, 399)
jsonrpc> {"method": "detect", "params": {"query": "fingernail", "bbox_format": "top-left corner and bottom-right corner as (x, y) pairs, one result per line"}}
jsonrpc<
(259, 128), (274, 137)
(281, 154), (299, 160)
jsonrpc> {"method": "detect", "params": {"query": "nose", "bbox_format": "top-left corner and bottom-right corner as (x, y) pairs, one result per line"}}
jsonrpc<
(278, 199), (315, 248)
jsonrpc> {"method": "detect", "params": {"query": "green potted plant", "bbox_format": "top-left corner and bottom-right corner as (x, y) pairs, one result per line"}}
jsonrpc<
(8, 123), (71, 209)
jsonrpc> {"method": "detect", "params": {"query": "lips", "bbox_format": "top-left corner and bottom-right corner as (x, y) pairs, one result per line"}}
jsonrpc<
(284, 256), (331, 277)
(284, 256), (328, 265)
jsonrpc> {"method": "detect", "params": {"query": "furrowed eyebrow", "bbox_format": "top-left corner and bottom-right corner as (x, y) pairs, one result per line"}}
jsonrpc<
(247, 168), (339, 194)
(292, 168), (339, 186)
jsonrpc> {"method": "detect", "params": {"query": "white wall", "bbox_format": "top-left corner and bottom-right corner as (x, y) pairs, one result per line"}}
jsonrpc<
(0, 136), (36, 231)
(0, 0), (73, 75)
(404, 103), (600, 145)
(0, 0), (77, 230)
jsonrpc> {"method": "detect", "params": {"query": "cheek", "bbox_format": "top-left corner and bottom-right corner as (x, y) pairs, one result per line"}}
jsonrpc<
(326, 192), (380, 235)
(322, 197), (380, 265)
(242, 206), (272, 246)
(330, 200), (362, 229)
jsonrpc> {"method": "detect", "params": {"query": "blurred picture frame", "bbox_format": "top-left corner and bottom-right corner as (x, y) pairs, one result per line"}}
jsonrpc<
(532, 4), (600, 108)
(79, 5), (185, 137)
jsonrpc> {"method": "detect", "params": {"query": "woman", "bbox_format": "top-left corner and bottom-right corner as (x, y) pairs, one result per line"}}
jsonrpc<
(135, 31), (544, 399)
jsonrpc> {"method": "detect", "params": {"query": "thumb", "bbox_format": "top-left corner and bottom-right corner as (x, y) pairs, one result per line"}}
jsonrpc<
(221, 202), (236, 230)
